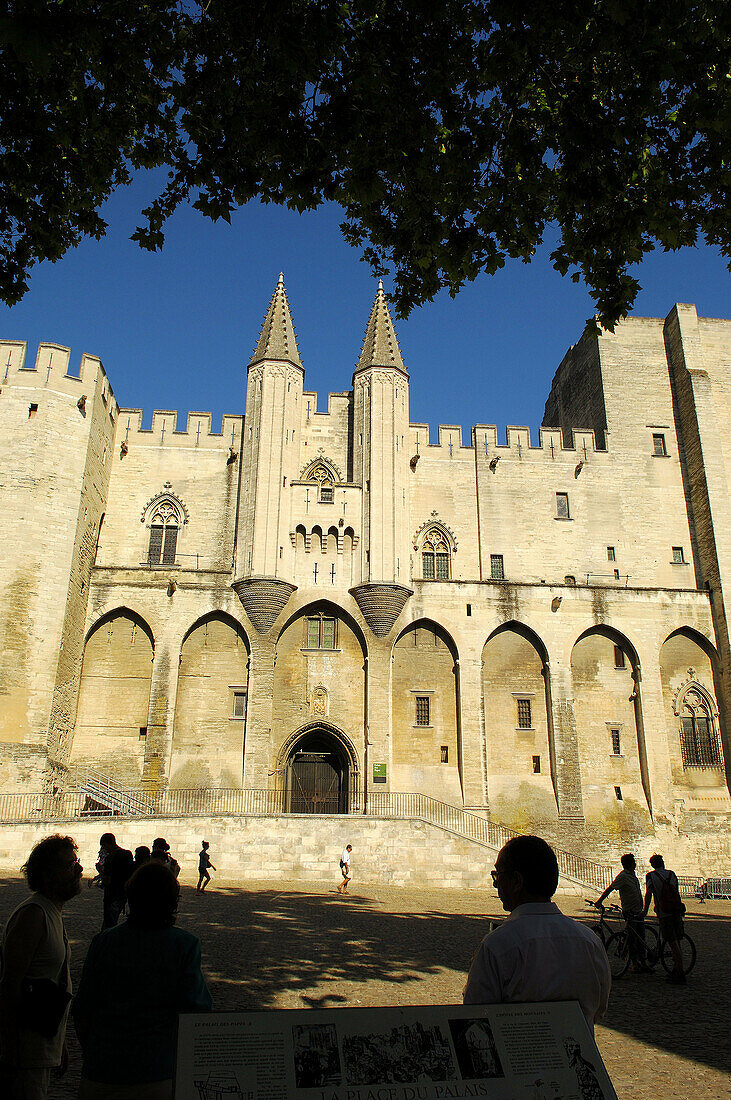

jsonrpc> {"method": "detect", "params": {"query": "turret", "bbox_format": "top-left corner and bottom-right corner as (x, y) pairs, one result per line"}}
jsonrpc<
(233, 275), (303, 632)
(350, 281), (413, 635)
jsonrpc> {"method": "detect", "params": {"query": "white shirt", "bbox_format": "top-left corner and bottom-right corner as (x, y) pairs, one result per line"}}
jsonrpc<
(463, 902), (611, 1030)
(341, 848), (351, 867)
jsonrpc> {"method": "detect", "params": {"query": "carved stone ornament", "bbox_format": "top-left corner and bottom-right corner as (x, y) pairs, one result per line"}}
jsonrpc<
(299, 456), (343, 484)
(349, 583), (413, 637)
(140, 486), (189, 525)
(412, 519), (458, 552)
(232, 577), (297, 634)
(311, 686), (328, 716)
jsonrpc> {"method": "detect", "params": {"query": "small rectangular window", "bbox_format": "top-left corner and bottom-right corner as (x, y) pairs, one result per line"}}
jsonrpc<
(435, 552), (450, 579)
(517, 698), (532, 729)
(652, 433), (667, 456)
(610, 729), (621, 755)
(232, 692), (246, 718)
(466, 604), (472, 616)
(672, 546), (686, 564)
(440, 745), (449, 763)
(139, 727), (147, 740)
(607, 546), (616, 561)
(415, 696), (431, 726)
(490, 554), (504, 580)
(614, 645), (625, 669)
(614, 785), (623, 801)
(28, 403), (38, 418)
(614, 568), (620, 580)
(532, 755), (541, 773)
(556, 492), (570, 519)
(320, 485), (334, 503)
(564, 575), (576, 586)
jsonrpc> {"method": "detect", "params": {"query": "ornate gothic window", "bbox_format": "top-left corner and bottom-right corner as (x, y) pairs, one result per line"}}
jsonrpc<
(421, 529), (451, 580)
(141, 485), (188, 567)
(304, 461), (337, 503)
(148, 503), (178, 565)
(679, 688), (723, 768)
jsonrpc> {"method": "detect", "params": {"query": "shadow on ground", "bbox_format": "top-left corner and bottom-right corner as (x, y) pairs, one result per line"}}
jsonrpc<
(0, 878), (729, 1097)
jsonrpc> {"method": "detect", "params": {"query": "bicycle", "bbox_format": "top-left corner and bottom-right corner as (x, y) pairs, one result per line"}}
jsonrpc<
(589, 903), (659, 979)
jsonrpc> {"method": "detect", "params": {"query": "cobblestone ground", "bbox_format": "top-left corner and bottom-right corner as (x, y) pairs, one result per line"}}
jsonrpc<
(1, 876), (729, 1098)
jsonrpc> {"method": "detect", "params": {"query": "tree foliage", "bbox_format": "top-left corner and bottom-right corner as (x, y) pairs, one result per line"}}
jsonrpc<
(1, 0), (730, 324)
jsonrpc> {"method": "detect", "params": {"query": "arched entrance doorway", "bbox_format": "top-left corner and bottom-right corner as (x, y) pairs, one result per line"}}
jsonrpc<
(286, 728), (352, 814)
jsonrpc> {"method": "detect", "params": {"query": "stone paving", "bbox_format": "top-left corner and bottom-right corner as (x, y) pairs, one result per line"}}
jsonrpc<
(1, 875), (729, 1098)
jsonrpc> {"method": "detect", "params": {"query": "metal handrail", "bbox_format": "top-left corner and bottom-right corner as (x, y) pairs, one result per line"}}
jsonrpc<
(0, 783), (616, 888)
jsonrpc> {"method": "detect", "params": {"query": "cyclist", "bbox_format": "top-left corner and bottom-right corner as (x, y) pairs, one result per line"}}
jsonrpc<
(594, 853), (651, 972)
(643, 854), (686, 984)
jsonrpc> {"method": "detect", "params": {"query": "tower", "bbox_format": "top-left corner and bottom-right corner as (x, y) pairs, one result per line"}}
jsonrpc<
(233, 274), (303, 632)
(350, 280), (413, 636)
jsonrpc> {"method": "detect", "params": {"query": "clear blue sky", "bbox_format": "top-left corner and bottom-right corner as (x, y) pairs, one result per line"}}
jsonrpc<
(1, 173), (729, 444)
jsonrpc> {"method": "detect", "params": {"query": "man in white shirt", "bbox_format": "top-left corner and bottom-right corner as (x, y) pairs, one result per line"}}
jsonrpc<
(337, 844), (352, 894)
(463, 835), (611, 1031)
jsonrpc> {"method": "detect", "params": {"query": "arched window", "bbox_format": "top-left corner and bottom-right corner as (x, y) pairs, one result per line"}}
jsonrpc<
(421, 527), (451, 580)
(303, 460), (337, 503)
(679, 689), (723, 767)
(148, 503), (179, 566)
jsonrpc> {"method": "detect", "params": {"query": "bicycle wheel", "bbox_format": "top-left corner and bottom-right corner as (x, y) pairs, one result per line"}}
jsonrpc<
(605, 932), (630, 978)
(660, 932), (697, 975)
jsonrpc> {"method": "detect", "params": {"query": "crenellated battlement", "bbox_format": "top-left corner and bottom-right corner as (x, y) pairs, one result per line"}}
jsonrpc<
(0, 340), (117, 416)
(408, 421), (605, 459)
(301, 390), (352, 420)
(115, 408), (243, 450)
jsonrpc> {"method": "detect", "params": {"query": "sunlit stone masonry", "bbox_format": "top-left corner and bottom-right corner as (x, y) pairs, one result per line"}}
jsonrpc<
(1, 279), (730, 872)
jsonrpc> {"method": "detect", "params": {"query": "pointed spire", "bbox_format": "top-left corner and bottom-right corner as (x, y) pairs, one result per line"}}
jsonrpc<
(249, 273), (303, 369)
(355, 279), (407, 374)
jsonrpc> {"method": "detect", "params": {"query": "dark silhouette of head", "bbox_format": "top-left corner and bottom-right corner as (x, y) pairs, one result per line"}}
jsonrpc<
(134, 846), (151, 866)
(493, 835), (559, 911)
(152, 837), (170, 852)
(201, 841), (209, 850)
(99, 832), (117, 851)
(22, 834), (82, 900)
(126, 861), (180, 929)
(649, 854), (665, 870)
(621, 853), (636, 871)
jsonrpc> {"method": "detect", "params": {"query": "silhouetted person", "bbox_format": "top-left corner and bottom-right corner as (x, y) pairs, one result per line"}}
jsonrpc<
(643, 853), (686, 983)
(151, 838), (180, 879)
(196, 841), (215, 892)
(464, 835), (611, 1031)
(99, 833), (133, 930)
(73, 861), (212, 1098)
(134, 846), (151, 869)
(0, 835), (83, 1099)
(594, 853), (650, 971)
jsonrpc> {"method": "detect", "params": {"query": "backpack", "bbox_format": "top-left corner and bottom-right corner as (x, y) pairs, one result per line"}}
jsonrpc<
(656, 870), (685, 914)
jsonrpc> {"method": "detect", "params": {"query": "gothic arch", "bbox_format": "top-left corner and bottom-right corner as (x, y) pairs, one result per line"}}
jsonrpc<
(571, 623), (651, 818)
(411, 519), (458, 551)
(181, 610), (250, 651)
(277, 599), (368, 659)
(392, 619), (462, 803)
(140, 484), (189, 526)
(485, 620), (549, 667)
(171, 612), (250, 790)
(277, 720), (361, 774)
(481, 620), (556, 825)
(300, 456), (343, 484)
(84, 606), (155, 648)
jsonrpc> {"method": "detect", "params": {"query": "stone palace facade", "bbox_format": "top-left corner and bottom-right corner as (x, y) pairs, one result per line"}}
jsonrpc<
(1, 279), (730, 866)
